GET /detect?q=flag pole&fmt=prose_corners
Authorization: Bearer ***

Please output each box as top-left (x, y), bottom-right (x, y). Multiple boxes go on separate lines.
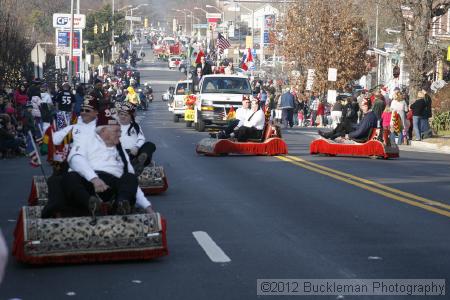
top-left (28, 131), bottom-right (47, 179)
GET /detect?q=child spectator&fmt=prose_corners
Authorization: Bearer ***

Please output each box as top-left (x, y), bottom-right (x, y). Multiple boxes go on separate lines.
top-left (381, 104), bottom-right (392, 144)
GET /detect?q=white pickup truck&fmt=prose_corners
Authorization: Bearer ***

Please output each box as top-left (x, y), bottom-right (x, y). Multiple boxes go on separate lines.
top-left (193, 74), bottom-right (252, 132)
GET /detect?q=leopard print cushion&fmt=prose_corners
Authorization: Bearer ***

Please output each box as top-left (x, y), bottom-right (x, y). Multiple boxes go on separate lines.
top-left (21, 206), bottom-right (164, 256)
top-left (34, 176), bottom-right (48, 206)
top-left (138, 166), bottom-right (165, 187)
top-left (196, 138), bottom-right (219, 154)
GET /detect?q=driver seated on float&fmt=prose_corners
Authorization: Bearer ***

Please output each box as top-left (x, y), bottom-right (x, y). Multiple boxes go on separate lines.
top-left (236, 97), bottom-right (266, 142)
top-left (318, 98), bottom-right (377, 142)
top-left (210, 96), bottom-right (252, 139)
top-left (53, 110), bottom-right (154, 217)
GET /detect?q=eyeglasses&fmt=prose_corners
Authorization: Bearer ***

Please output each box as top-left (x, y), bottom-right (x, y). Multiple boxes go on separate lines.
top-left (80, 109), bottom-right (94, 113)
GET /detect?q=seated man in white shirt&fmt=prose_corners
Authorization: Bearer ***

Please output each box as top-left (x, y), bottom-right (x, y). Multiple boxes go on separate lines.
top-left (61, 109), bottom-right (154, 216)
top-left (42, 95), bottom-right (99, 218)
top-left (236, 97), bottom-right (266, 142)
top-left (211, 96), bottom-right (252, 139)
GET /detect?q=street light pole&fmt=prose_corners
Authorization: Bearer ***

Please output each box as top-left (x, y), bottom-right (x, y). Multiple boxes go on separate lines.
top-left (129, 4), bottom-right (149, 51)
top-left (238, 4), bottom-right (254, 49)
top-left (184, 9), bottom-right (196, 35)
top-left (175, 9), bottom-right (187, 35)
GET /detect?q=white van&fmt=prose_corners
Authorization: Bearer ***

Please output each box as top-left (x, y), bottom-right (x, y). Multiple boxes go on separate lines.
top-left (193, 74), bottom-right (252, 132)
top-left (172, 80), bottom-right (192, 122)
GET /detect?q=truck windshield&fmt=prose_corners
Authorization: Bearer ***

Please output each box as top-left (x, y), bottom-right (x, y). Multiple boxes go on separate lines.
top-left (201, 77), bottom-right (251, 94)
top-left (176, 83), bottom-right (191, 95)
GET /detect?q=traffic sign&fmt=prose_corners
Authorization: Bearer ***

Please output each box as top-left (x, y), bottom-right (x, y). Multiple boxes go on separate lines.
top-left (206, 13), bottom-right (221, 19)
top-left (125, 16), bottom-right (142, 22)
top-left (193, 24), bottom-right (209, 29)
top-left (328, 68), bottom-right (337, 81)
top-left (53, 13), bottom-right (86, 29)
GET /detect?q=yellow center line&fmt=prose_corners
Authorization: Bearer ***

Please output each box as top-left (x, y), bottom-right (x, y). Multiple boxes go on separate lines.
top-left (284, 155), bottom-right (450, 211)
top-left (276, 156), bottom-right (450, 218)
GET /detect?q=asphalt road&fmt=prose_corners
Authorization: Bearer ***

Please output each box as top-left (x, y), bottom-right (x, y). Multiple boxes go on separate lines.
top-left (0, 45), bottom-right (449, 300)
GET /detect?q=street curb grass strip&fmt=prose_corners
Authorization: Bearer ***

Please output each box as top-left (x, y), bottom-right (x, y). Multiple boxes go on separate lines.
top-left (276, 155), bottom-right (450, 218)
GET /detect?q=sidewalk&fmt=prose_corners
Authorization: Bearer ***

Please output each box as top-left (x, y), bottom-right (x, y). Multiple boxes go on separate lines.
top-left (400, 136), bottom-right (450, 155)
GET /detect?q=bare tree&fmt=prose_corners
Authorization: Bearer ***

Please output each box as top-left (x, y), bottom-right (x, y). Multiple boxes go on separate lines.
top-left (0, 0), bottom-right (33, 87)
top-left (280, 0), bottom-right (370, 93)
top-left (389, 0), bottom-right (450, 101)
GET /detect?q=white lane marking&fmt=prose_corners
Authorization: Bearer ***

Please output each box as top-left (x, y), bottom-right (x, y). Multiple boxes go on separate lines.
top-left (149, 80), bottom-right (179, 85)
top-left (138, 67), bottom-right (177, 72)
top-left (368, 256), bottom-right (382, 260)
top-left (192, 231), bottom-right (231, 263)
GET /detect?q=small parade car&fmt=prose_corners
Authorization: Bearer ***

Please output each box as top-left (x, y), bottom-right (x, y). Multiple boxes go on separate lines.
top-left (14, 169), bottom-right (169, 265)
top-left (13, 205), bottom-right (168, 265)
top-left (196, 123), bottom-right (288, 156)
top-left (309, 128), bottom-right (400, 159)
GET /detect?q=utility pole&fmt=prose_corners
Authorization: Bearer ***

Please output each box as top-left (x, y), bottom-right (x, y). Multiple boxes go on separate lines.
top-left (375, 2), bottom-right (379, 48)
top-left (68, 0), bottom-right (75, 85)
top-left (111, 0), bottom-right (115, 62)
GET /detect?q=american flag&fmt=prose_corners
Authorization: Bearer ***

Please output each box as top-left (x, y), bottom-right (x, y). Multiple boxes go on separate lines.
top-left (56, 111), bottom-right (68, 130)
top-left (217, 33), bottom-right (231, 54)
top-left (26, 131), bottom-right (42, 167)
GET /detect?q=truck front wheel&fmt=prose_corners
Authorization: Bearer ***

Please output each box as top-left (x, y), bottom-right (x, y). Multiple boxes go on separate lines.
top-left (197, 118), bottom-right (206, 132)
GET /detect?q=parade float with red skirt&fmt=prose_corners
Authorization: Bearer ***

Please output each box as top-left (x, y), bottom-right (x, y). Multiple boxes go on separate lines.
top-left (310, 128), bottom-right (399, 159)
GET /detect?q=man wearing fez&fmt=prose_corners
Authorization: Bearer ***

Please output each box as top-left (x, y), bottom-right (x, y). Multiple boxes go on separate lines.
top-left (52, 94), bottom-right (98, 146)
top-left (61, 108), bottom-right (154, 215)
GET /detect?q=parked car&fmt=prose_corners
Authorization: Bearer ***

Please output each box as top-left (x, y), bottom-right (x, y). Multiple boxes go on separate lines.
top-left (178, 60), bottom-right (188, 74)
top-left (168, 56), bottom-right (183, 69)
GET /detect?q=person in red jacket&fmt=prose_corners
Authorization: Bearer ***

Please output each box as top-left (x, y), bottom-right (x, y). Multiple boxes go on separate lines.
top-left (317, 101), bottom-right (325, 127)
top-left (14, 85), bottom-right (28, 119)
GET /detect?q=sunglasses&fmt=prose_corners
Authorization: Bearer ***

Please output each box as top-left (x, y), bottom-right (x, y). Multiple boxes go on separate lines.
top-left (80, 108), bottom-right (94, 113)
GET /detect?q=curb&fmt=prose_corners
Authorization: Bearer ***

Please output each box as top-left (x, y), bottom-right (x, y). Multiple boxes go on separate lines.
top-left (399, 141), bottom-right (450, 155)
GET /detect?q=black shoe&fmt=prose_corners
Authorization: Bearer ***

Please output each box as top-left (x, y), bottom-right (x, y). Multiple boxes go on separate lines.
top-left (209, 132), bottom-right (218, 138)
top-left (134, 153), bottom-right (147, 175)
top-left (318, 130), bottom-right (326, 137)
top-left (218, 131), bottom-right (227, 139)
top-left (116, 200), bottom-right (131, 215)
top-left (89, 196), bottom-right (103, 213)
